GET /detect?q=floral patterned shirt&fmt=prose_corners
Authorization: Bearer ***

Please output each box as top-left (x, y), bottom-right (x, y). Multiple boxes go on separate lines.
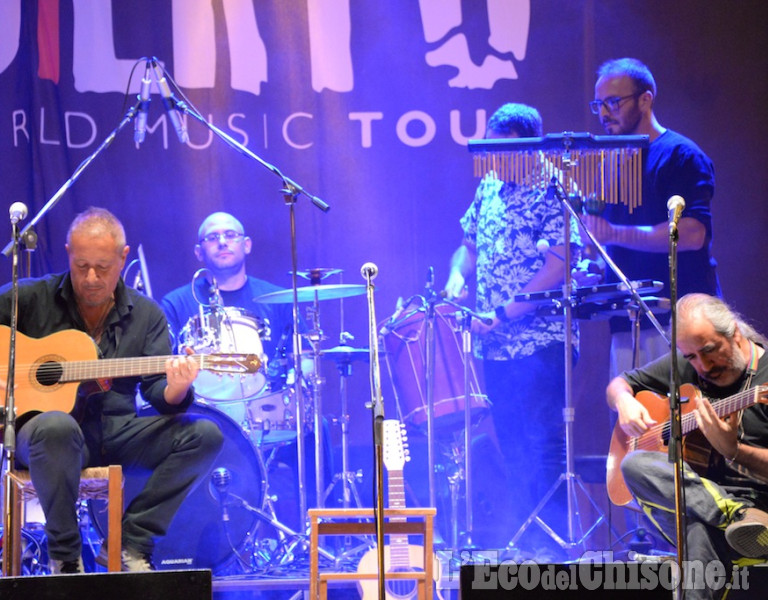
top-left (461, 173), bottom-right (581, 360)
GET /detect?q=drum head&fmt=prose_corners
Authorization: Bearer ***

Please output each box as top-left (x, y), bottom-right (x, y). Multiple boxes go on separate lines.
top-left (91, 404), bottom-right (266, 572)
top-left (180, 308), bottom-right (268, 401)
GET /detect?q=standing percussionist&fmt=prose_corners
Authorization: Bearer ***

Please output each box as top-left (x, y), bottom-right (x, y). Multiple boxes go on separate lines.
top-left (444, 102), bottom-right (583, 552)
top-left (584, 58), bottom-right (721, 375)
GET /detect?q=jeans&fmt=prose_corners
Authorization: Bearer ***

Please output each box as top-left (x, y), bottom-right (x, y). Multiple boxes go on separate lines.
top-left (483, 344), bottom-right (568, 539)
top-left (16, 409), bottom-right (223, 562)
top-left (622, 451), bottom-right (768, 600)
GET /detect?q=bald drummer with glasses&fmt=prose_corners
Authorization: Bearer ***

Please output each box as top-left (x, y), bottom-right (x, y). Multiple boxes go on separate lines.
top-left (161, 212), bottom-right (295, 391)
top-left (579, 57), bottom-right (721, 376)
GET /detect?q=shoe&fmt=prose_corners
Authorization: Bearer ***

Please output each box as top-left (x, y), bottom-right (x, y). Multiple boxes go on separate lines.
top-left (96, 543), bottom-right (156, 572)
top-left (50, 556), bottom-right (84, 574)
top-left (725, 507), bottom-right (768, 558)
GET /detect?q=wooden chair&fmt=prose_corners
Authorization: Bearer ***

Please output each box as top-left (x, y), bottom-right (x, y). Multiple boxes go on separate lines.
top-left (3, 465), bottom-right (123, 575)
top-left (309, 507), bottom-right (436, 600)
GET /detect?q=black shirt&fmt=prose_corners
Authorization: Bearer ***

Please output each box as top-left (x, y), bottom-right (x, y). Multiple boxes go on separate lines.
top-left (0, 272), bottom-right (192, 434)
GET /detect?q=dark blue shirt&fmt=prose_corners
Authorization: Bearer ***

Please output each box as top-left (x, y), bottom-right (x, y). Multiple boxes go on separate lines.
top-left (603, 129), bottom-right (721, 332)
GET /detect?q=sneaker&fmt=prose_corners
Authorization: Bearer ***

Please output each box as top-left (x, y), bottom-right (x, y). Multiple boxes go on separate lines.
top-left (50, 556), bottom-right (84, 574)
top-left (96, 543), bottom-right (155, 572)
top-left (725, 507), bottom-right (768, 558)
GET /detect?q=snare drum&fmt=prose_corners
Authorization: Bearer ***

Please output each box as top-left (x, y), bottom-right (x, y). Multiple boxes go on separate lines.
top-left (206, 384), bottom-right (309, 447)
top-left (381, 302), bottom-right (489, 430)
top-left (180, 307), bottom-right (268, 401)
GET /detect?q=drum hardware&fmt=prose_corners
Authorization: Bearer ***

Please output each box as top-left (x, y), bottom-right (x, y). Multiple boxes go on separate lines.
top-left (534, 295), bottom-right (671, 320)
top-left (301, 301), bottom-right (328, 511)
top-left (291, 268), bottom-right (343, 285)
top-left (380, 286), bottom-right (490, 550)
top-left (321, 345), bottom-right (369, 511)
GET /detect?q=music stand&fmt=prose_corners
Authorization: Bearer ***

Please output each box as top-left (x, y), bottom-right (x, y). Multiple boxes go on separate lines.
top-left (468, 133), bottom-right (657, 553)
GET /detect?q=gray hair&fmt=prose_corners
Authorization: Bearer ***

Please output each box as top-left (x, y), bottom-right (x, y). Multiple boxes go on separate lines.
top-left (677, 293), bottom-right (767, 346)
top-left (67, 206), bottom-right (126, 251)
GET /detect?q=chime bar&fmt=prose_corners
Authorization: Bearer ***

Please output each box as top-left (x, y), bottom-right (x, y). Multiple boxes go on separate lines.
top-left (469, 133), bottom-right (649, 212)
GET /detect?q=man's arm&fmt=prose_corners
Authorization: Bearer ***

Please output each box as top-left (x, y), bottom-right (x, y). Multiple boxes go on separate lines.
top-left (582, 215), bottom-right (706, 253)
top-left (444, 240), bottom-right (476, 300)
top-left (606, 375), bottom-right (658, 437)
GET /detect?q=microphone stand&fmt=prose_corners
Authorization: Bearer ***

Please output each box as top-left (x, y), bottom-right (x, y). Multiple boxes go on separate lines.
top-left (362, 264), bottom-right (386, 600)
top-left (2, 216), bottom-right (25, 576)
top-left (667, 219), bottom-right (686, 594)
top-left (173, 95), bottom-right (329, 532)
top-left (1, 99), bottom-right (143, 257)
top-left (436, 296), bottom-right (491, 548)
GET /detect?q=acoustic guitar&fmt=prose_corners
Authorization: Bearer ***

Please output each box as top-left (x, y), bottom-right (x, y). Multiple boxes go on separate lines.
top-left (0, 325), bottom-right (261, 423)
top-left (357, 419), bottom-right (434, 600)
top-left (607, 382), bottom-right (768, 506)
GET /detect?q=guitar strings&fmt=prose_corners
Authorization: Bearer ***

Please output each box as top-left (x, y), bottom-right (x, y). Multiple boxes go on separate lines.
top-left (624, 387), bottom-right (764, 451)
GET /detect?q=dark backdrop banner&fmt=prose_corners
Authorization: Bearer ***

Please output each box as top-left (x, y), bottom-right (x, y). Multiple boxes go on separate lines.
top-left (1, 0), bottom-right (767, 459)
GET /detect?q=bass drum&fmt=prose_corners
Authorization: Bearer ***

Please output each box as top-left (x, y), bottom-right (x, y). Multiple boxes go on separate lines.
top-left (91, 404), bottom-right (266, 572)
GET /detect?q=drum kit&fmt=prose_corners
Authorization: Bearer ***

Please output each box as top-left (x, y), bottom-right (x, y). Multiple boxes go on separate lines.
top-left (87, 271), bottom-right (379, 575)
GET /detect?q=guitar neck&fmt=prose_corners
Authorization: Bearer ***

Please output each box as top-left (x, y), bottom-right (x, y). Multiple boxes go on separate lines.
top-left (387, 469), bottom-right (410, 565)
top-left (59, 354), bottom-right (205, 383)
top-left (683, 385), bottom-right (768, 435)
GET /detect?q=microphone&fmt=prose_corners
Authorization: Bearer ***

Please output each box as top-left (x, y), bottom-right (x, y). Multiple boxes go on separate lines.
top-left (361, 262), bottom-right (378, 280)
top-left (667, 195), bottom-right (685, 234)
top-left (209, 275), bottom-right (222, 307)
top-left (211, 467), bottom-right (232, 522)
top-left (151, 60), bottom-right (188, 144)
top-left (9, 202), bottom-right (28, 225)
top-left (134, 60), bottom-right (152, 146)
top-left (536, 239), bottom-right (550, 255)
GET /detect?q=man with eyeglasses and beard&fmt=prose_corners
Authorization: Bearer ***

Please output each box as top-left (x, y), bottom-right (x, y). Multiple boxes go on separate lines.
top-left (580, 58), bottom-right (721, 376)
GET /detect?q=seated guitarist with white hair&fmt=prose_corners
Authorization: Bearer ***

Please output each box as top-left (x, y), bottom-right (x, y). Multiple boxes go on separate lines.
top-left (607, 293), bottom-right (768, 598)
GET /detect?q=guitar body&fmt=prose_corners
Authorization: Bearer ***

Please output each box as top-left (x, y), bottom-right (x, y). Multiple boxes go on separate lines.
top-left (2, 327), bottom-right (98, 418)
top-left (356, 544), bottom-right (426, 600)
top-left (608, 383), bottom-right (727, 506)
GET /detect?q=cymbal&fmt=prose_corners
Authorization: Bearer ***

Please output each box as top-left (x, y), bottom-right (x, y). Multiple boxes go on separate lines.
top-left (254, 283), bottom-right (366, 304)
top-left (320, 345), bottom-right (370, 363)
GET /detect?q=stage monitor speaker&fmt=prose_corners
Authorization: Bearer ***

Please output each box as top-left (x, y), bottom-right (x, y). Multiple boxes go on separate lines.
top-left (0, 569), bottom-right (211, 600)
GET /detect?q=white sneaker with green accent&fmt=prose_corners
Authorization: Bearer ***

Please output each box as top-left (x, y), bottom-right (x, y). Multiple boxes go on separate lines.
top-left (95, 544), bottom-right (155, 572)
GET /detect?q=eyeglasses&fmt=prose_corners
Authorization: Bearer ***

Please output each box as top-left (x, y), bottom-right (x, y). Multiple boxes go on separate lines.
top-left (199, 230), bottom-right (245, 244)
top-left (589, 93), bottom-right (641, 115)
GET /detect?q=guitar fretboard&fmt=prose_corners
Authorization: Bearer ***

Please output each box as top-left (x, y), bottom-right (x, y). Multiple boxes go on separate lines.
top-left (680, 385), bottom-right (768, 436)
top-left (52, 354), bottom-right (207, 382)
top-left (388, 468), bottom-right (410, 569)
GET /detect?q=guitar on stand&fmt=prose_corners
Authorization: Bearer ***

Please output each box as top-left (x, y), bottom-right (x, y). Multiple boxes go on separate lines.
top-left (357, 419), bottom-right (435, 600)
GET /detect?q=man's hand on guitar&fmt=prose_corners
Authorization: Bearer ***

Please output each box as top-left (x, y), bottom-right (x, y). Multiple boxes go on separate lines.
top-left (693, 395), bottom-right (739, 460)
top-left (163, 354), bottom-right (200, 405)
top-left (616, 394), bottom-right (658, 437)
top-left (608, 377), bottom-right (657, 437)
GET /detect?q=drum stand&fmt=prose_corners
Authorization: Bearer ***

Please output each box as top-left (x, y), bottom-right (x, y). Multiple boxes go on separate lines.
top-left (322, 351), bottom-right (365, 510)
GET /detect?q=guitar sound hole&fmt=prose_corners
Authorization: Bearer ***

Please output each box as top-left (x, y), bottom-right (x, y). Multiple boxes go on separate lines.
top-left (386, 567), bottom-right (418, 599)
top-left (36, 361), bottom-right (63, 386)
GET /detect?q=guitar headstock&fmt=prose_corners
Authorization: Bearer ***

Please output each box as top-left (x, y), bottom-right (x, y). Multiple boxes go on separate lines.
top-left (383, 419), bottom-right (409, 471)
top-left (200, 353), bottom-right (262, 374)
